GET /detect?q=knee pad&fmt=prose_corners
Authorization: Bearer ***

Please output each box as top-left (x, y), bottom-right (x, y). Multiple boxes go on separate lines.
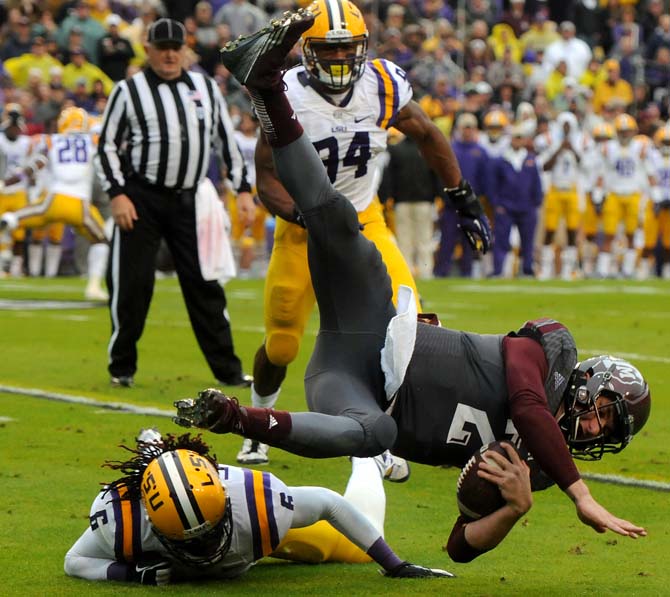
top-left (265, 331), bottom-right (300, 367)
top-left (354, 413), bottom-right (397, 457)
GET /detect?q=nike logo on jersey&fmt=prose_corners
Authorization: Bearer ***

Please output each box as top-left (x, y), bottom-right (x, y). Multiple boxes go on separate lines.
top-left (554, 371), bottom-right (566, 390)
top-left (268, 414), bottom-right (278, 429)
top-left (354, 114), bottom-right (373, 123)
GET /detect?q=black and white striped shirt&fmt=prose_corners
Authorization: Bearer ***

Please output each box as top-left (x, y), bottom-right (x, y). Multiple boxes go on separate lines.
top-left (97, 67), bottom-right (250, 197)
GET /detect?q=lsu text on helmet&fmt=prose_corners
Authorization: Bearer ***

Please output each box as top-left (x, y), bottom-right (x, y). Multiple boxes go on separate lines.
top-left (57, 106), bottom-right (90, 134)
top-left (301, 0), bottom-right (368, 91)
top-left (141, 449), bottom-right (233, 567)
top-left (559, 356), bottom-right (650, 461)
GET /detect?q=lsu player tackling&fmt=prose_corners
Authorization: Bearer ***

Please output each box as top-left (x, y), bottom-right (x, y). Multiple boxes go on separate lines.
top-left (241, 0), bottom-right (490, 465)
top-left (0, 106), bottom-right (109, 299)
top-left (64, 431), bottom-right (451, 584)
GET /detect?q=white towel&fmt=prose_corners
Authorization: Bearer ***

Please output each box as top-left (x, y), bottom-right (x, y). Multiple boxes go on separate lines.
top-left (380, 285), bottom-right (418, 400)
top-left (195, 177), bottom-right (236, 283)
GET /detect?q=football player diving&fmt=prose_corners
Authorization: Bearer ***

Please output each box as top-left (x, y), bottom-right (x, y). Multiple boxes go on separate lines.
top-left (174, 9), bottom-right (650, 565)
top-left (236, 0), bottom-right (491, 466)
top-left (64, 431), bottom-right (453, 584)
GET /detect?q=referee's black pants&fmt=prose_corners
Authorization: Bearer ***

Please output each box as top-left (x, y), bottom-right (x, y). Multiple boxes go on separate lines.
top-left (106, 178), bottom-right (243, 381)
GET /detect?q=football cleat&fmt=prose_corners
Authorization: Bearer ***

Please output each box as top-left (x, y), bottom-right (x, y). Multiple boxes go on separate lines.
top-left (382, 562), bottom-right (455, 578)
top-left (220, 8), bottom-right (315, 89)
top-left (84, 281), bottom-right (109, 302)
top-left (110, 375), bottom-right (134, 388)
top-left (237, 438), bottom-right (270, 464)
top-left (374, 450), bottom-right (411, 483)
top-left (216, 373), bottom-right (254, 388)
top-left (174, 388), bottom-right (244, 433)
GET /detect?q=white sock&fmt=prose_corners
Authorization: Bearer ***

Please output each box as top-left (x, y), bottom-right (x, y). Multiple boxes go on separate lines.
top-left (539, 245), bottom-right (554, 279)
top-left (471, 259), bottom-right (482, 279)
top-left (44, 244), bottom-right (62, 278)
top-left (662, 262), bottom-right (670, 280)
top-left (250, 385), bottom-right (280, 409)
top-left (560, 246), bottom-right (578, 281)
top-left (9, 254), bottom-right (23, 277)
top-left (596, 252), bottom-right (612, 278)
top-left (345, 457), bottom-right (386, 537)
top-left (28, 244), bottom-right (44, 277)
top-left (622, 248), bottom-right (637, 278)
top-left (87, 243), bottom-right (109, 279)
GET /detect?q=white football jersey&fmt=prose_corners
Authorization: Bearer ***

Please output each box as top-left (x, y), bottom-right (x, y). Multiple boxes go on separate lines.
top-left (79, 465), bottom-right (294, 579)
top-left (649, 149), bottom-right (670, 202)
top-left (39, 133), bottom-right (97, 200)
top-left (284, 60), bottom-right (413, 212)
top-left (234, 131), bottom-right (258, 189)
top-left (0, 132), bottom-right (32, 192)
top-left (600, 139), bottom-right (652, 195)
top-left (538, 133), bottom-right (592, 190)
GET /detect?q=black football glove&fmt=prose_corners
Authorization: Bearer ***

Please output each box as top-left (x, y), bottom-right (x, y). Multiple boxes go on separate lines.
top-left (130, 557), bottom-right (172, 585)
top-left (445, 180), bottom-right (492, 254)
top-left (382, 561), bottom-right (455, 579)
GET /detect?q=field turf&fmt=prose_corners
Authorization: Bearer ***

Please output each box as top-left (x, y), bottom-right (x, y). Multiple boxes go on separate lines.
top-left (1, 276), bottom-right (668, 596)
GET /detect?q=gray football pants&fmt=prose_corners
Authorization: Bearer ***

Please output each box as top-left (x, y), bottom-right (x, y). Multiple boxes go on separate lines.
top-left (270, 135), bottom-right (398, 458)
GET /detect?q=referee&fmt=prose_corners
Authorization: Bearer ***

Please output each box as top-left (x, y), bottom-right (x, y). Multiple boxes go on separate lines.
top-left (97, 17), bottom-right (254, 388)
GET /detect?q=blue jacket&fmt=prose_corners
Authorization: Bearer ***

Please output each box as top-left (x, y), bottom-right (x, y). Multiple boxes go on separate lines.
top-left (487, 150), bottom-right (543, 211)
top-left (451, 139), bottom-right (489, 197)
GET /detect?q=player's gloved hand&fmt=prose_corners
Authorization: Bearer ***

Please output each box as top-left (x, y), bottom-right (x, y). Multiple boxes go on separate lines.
top-left (130, 556), bottom-right (172, 585)
top-left (174, 388), bottom-right (243, 433)
top-left (445, 179), bottom-right (492, 254)
top-left (291, 206), bottom-right (307, 228)
top-left (382, 561), bottom-right (455, 579)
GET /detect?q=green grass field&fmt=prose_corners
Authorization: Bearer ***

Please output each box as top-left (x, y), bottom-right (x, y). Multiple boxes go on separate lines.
top-left (1, 276), bottom-right (669, 596)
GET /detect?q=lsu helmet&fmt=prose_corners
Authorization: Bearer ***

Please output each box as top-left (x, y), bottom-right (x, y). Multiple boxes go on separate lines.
top-left (614, 113), bottom-right (637, 145)
top-left (558, 356), bottom-right (650, 461)
top-left (592, 122), bottom-right (614, 143)
top-left (301, 0), bottom-right (368, 91)
top-left (141, 449), bottom-right (233, 567)
top-left (483, 109), bottom-right (509, 140)
top-left (57, 106), bottom-right (90, 134)
top-left (653, 125), bottom-right (670, 156)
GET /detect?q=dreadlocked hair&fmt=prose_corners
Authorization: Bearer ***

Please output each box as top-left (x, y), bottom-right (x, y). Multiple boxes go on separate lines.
top-left (102, 432), bottom-right (218, 502)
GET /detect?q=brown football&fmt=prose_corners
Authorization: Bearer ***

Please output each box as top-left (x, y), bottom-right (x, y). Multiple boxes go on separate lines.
top-left (456, 441), bottom-right (519, 520)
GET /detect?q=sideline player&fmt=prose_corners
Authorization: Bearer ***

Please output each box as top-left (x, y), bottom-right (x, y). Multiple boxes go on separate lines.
top-left (0, 107), bottom-right (109, 299)
top-left (174, 9), bottom-right (649, 562)
top-left (64, 430), bottom-right (452, 584)
top-left (239, 0), bottom-right (491, 465)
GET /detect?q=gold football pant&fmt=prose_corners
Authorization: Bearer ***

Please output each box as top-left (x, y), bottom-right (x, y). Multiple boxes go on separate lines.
top-left (543, 186), bottom-right (580, 232)
top-left (263, 198), bottom-right (419, 367)
top-left (602, 192), bottom-right (641, 236)
top-left (8, 192), bottom-right (106, 242)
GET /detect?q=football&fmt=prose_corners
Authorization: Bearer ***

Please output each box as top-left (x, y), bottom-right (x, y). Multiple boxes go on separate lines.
top-left (456, 441), bottom-right (519, 520)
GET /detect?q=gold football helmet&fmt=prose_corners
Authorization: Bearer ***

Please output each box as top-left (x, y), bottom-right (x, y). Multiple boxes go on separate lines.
top-left (301, 0), bottom-right (368, 91)
top-left (141, 450), bottom-right (233, 566)
top-left (614, 113), bottom-right (637, 145)
top-left (57, 106), bottom-right (90, 134)
top-left (592, 122), bottom-right (614, 143)
top-left (654, 124), bottom-right (670, 156)
top-left (483, 109), bottom-right (509, 140)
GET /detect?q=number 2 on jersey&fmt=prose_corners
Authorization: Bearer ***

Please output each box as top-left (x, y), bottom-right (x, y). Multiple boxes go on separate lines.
top-left (56, 136), bottom-right (89, 164)
top-left (313, 132), bottom-right (371, 183)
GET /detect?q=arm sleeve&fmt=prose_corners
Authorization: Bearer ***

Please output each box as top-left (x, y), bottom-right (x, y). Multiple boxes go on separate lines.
top-left (289, 486), bottom-right (381, 552)
top-left (211, 79), bottom-right (251, 194)
top-left (446, 515), bottom-right (488, 563)
top-left (95, 83), bottom-right (128, 198)
top-left (503, 336), bottom-right (581, 490)
top-left (64, 528), bottom-right (119, 581)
